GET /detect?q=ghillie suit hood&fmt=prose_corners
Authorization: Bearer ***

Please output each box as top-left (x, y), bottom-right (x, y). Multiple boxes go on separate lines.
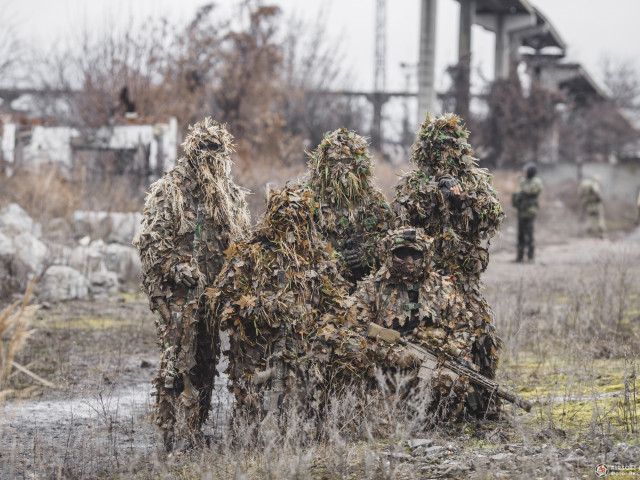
top-left (303, 127), bottom-right (393, 282)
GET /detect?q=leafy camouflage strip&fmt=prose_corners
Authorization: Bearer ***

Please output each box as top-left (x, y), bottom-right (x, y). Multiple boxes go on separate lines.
top-left (133, 117), bottom-right (250, 448)
top-left (302, 127), bottom-right (393, 283)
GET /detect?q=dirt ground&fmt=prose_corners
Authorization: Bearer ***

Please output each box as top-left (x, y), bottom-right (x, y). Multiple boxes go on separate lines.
top-left (1, 218), bottom-right (639, 479)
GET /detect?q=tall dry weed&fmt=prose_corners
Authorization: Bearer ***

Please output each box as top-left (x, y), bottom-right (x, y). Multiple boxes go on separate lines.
top-left (0, 281), bottom-right (40, 400)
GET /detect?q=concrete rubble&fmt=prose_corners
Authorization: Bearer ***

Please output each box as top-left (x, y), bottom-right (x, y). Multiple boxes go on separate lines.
top-left (0, 202), bottom-right (142, 302)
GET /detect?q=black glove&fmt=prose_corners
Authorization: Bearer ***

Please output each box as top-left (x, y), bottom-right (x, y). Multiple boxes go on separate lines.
top-left (343, 238), bottom-right (362, 269)
top-left (438, 176), bottom-right (460, 200)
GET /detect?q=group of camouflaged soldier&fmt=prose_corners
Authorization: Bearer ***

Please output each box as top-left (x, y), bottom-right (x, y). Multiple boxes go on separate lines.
top-left (134, 114), bottom-right (507, 451)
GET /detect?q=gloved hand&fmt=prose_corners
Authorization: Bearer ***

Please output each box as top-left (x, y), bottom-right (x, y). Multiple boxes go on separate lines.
top-left (438, 176), bottom-right (462, 199)
top-left (343, 238), bottom-right (362, 270)
top-left (172, 262), bottom-right (198, 288)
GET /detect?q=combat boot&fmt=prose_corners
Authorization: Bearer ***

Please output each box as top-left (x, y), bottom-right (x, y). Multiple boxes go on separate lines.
top-left (527, 246), bottom-right (535, 262)
top-left (515, 246), bottom-right (524, 263)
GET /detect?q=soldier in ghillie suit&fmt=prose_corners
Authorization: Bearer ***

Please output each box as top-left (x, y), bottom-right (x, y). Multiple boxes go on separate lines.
top-left (350, 227), bottom-right (499, 420)
top-left (512, 162), bottom-right (543, 261)
top-left (302, 128), bottom-right (393, 284)
top-left (208, 186), bottom-right (358, 420)
top-left (391, 113), bottom-right (503, 380)
top-left (133, 118), bottom-right (250, 450)
top-left (578, 175), bottom-right (606, 238)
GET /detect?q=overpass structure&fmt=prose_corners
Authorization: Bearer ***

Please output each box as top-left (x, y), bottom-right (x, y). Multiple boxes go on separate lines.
top-left (418, 0), bottom-right (566, 122)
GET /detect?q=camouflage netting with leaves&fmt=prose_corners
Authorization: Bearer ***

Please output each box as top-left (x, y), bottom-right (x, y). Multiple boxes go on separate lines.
top-left (208, 187), bottom-right (350, 411)
top-left (303, 127), bottom-right (393, 284)
top-left (393, 113), bottom-right (504, 279)
top-left (392, 113), bottom-right (503, 380)
top-left (208, 187), bottom-right (415, 416)
top-left (133, 117), bottom-right (250, 447)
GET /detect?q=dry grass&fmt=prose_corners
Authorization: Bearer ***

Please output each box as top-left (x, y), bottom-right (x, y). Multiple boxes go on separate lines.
top-left (0, 281), bottom-right (39, 401)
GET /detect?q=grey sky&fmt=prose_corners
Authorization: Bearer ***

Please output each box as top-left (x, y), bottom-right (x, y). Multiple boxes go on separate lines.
top-left (7, 0), bottom-right (640, 94)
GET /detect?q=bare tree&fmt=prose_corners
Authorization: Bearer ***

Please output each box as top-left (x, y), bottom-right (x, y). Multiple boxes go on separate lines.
top-left (0, 2), bottom-right (24, 87)
top-left (601, 58), bottom-right (640, 112)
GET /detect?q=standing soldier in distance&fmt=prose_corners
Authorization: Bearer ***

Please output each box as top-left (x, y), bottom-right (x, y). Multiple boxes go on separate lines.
top-left (512, 163), bottom-right (543, 262)
top-left (578, 175), bottom-right (606, 238)
top-left (133, 118), bottom-right (250, 450)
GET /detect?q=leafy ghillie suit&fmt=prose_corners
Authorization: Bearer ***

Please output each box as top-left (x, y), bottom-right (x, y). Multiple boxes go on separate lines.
top-left (208, 187), bottom-right (355, 419)
top-left (133, 117), bottom-right (250, 449)
top-left (392, 114), bottom-right (503, 381)
top-left (351, 228), bottom-right (486, 420)
top-left (303, 128), bottom-right (393, 284)
top-left (209, 186), bottom-right (410, 428)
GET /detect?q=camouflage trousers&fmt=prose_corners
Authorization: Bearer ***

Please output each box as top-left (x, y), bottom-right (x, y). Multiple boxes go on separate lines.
top-left (585, 206), bottom-right (605, 238)
top-left (153, 298), bottom-right (216, 450)
top-left (517, 216), bottom-right (535, 261)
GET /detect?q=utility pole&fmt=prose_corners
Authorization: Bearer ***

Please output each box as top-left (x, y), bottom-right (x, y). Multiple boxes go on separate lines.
top-left (371, 0), bottom-right (388, 151)
top-left (456, 0), bottom-right (474, 121)
top-left (418, 0), bottom-right (438, 124)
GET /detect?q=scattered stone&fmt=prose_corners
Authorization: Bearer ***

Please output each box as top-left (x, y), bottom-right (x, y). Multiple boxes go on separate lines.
top-left (562, 453), bottom-right (585, 466)
top-left (0, 231), bottom-right (13, 256)
top-left (140, 360), bottom-right (151, 369)
top-left (88, 270), bottom-right (119, 299)
top-left (408, 438), bottom-right (433, 449)
top-left (38, 265), bottom-right (89, 302)
top-left (381, 452), bottom-right (412, 461)
top-left (13, 232), bottom-right (48, 272)
top-left (490, 452), bottom-right (511, 461)
top-left (103, 243), bottom-right (141, 282)
top-left (45, 217), bottom-right (72, 244)
top-left (0, 203), bottom-right (37, 235)
top-left (72, 210), bottom-right (143, 245)
top-left (425, 445), bottom-right (444, 456)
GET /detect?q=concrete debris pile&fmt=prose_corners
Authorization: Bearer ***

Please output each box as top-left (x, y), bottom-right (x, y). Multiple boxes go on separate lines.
top-left (0, 202), bottom-right (142, 303)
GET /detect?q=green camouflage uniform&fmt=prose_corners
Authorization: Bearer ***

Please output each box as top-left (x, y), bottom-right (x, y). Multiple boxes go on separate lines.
top-left (578, 177), bottom-right (605, 238)
top-left (391, 114), bottom-right (503, 380)
top-left (302, 128), bottom-right (393, 285)
top-left (513, 175), bottom-right (543, 260)
top-left (133, 118), bottom-right (250, 449)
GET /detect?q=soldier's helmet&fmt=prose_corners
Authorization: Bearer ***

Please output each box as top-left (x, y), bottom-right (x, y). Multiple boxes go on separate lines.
top-left (412, 113), bottom-right (477, 174)
top-left (378, 227), bottom-right (434, 280)
top-left (306, 127), bottom-right (374, 206)
top-left (182, 117), bottom-right (234, 170)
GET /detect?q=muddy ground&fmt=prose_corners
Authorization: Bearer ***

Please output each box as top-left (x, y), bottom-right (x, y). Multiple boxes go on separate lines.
top-left (1, 223), bottom-right (640, 479)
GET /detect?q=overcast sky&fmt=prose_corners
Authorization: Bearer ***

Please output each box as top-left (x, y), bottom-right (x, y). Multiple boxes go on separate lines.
top-left (6, 0), bottom-right (640, 96)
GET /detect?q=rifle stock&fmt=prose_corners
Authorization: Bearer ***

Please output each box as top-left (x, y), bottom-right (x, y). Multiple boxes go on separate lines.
top-left (368, 323), bottom-right (533, 412)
